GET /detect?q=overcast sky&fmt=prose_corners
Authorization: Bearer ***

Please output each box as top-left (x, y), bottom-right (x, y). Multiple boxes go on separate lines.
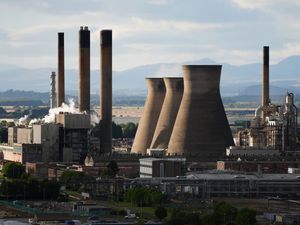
top-left (1, 0), bottom-right (300, 71)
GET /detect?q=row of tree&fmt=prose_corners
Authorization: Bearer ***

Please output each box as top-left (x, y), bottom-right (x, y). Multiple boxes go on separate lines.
top-left (167, 202), bottom-right (256, 225)
top-left (124, 187), bottom-right (165, 207)
top-left (92, 122), bottom-right (138, 139)
top-left (0, 162), bottom-right (61, 200)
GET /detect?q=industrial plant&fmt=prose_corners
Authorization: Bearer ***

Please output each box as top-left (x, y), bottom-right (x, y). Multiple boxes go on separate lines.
top-left (0, 24), bottom-right (298, 179)
top-left (0, 26), bottom-right (113, 164)
top-left (228, 46), bottom-right (299, 157)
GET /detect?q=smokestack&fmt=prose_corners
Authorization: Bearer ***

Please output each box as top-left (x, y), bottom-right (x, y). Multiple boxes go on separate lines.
top-left (131, 78), bottom-right (166, 154)
top-left (150, 77), bottom-right (183, 150)
top-left (262, 46), bottom-right (269, 107)
top-left (50, 72), bottom-right (57, 109)
top-left (57, 32), bottom-right (65, 107)
top-left (168, 65), bottom-right (234, 160)
top-left (78, 26), bottom-right (90, 112)
top-left (100, 30), bottom-right (112, 154)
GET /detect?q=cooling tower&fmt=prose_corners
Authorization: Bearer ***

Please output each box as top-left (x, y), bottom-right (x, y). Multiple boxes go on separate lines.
top-left (78, 26), bottom-right (90, 112)
top-left (168, 65), bottom-right (234, 160)
top-left (57, 32), bottom-right (65, 107)
top-left (150, 77), bottom-right (183, 149)
top-left (131, 78), bottom-right (166, 154)
top-left (100, 30), bottom-right (112, 154)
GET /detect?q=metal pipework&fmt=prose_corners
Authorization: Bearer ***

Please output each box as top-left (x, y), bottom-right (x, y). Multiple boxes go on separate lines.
top-left (100, 30), bottom-right (112, 154)
top-left (57, 32), bottom-right (65, 107)
top-left (131, 78), bottom-right (166, 154)
top-left (78, 26), bottom-right (90, 112)
top-left (168, 65), bottom-right (234, 160)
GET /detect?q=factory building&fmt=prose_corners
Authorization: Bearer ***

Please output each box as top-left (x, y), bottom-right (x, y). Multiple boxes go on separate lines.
top-left (55, 112), bottom-right (90, 162)
top-left (234, 46), bottom-right (298, 154)
top-left (139, 157), bottom-right (186, 178)
top-left (1, 113), bottom-right (90, 164)
top-left (0, 144), bottom-right (42, 164)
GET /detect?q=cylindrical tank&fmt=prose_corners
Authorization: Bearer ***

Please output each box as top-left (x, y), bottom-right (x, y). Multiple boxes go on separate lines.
top-left (78, 26), bottom-right (90, 112)
top-left (150, 77), bottom-right (183, 149)
top-left (100, 30), bottom-right (112, 155)
top-left (57, 32), bottom-right (65, 107)
top-left (131, 78), bottom-right (166, 154)
top-left (168, 65), bottom-right (234, 160)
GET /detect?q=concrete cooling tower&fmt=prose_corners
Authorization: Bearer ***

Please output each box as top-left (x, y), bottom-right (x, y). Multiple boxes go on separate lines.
top-left (150, 77), bottom-right (183, 150)
top-left (168, 65), bottom-right (234, 160)
top-left (131, 78), bottom-right (166, 154)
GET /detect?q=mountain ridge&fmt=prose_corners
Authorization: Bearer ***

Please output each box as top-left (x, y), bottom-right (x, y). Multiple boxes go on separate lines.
top-left (0, 55), bottom-right (299, 96)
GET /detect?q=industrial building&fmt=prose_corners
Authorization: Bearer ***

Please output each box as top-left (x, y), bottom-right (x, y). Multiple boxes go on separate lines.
top-left (139, 157), bottom-right (186, 178)
top-left (234, 46), bottom-right (298, 155)
top-left (217, 159), bottom-right (300, 173)
top-left (1, 112), bottom-right (90, 163)
top-left (0, 26), bottom-right (116, 164)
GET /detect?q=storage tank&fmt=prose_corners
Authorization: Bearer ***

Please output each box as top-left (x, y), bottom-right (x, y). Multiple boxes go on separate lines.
top-left (131, 78), bottom-right (166, 154)
top-left (150, 77), bottom-right (183, 149)
top-left (168, 65), bottom-right (234, 160)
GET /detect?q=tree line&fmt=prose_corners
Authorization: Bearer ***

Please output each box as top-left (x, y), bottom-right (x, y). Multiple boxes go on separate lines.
top-left (92, 122), bottom-right (138, 139)
top-left (0, 162), bottom-right (60, 200)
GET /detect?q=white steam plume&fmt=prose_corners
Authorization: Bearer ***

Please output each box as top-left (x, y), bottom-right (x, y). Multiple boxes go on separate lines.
top-left (43, 98), bottom-right (80, 123)
top-left (90, 112), bottom-right (100, 125)
top-left (18, 115), bottom-right (29, 125)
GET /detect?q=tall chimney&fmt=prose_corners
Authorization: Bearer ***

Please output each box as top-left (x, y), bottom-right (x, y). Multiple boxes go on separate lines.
top-left (50, 72), bottom-right (57, 109)
top-left (168, 65), bottom-right (234, 160)
top-left (100, 30), bottom-right (112, 154)
top-left (131, 78), bottom-right (166, 154)
top-left (262, 46), bottom-right (269, 107)
top-left (78, 26), bottom-right (90, 112)
top-left (150, 77), bottom-right (183, 150)
top-left (57, 32), bottom-right (65, 107)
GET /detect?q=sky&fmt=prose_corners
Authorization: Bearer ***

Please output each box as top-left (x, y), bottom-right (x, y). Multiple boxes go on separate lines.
top-left (0, 0), bottom-right (300, 71)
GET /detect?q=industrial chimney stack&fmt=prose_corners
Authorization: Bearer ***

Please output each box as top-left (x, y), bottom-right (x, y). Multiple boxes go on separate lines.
top-left (100, 30), bottom-right (112, 154)
top-left (262, 46), bottom-right (269, 108)
top-left (50, 72), bottom-right (57, 109)
top-left (57, 32), bottom-right (65, 107)
top-left (78, 26), bottom-right (90, 112)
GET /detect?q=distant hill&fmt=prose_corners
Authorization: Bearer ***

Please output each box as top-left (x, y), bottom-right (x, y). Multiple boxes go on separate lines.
top-left (0, 55), bottom-right (300, 96)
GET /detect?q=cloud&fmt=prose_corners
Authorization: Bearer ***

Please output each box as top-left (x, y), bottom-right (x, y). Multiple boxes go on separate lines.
top-left (231, 0), bottom-right (300, 10)
top-left (147, 0), bottom-right (171, 5)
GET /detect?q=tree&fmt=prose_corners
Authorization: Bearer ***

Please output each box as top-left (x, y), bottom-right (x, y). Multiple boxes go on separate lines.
top-left (236, 208), bottom-right (256, 225)
top-left (122, 122), bottom-right (138, 138)
top-left (155, 206), bottom-right (168, 220)
top-left (103, 160), bottom-right (119, 177)
top-left (214, 202), bottom-right (238, 225)
top-left (124, 187), bottom-right (165, 207)
top-left (167, 209), bottom-right (201, 225)
top-left (2, 162), bottom-right (25, 179)
top-left (112, 122), bottom-right (123, 138)
top-left (60, 170), bottom-right (92, 191)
